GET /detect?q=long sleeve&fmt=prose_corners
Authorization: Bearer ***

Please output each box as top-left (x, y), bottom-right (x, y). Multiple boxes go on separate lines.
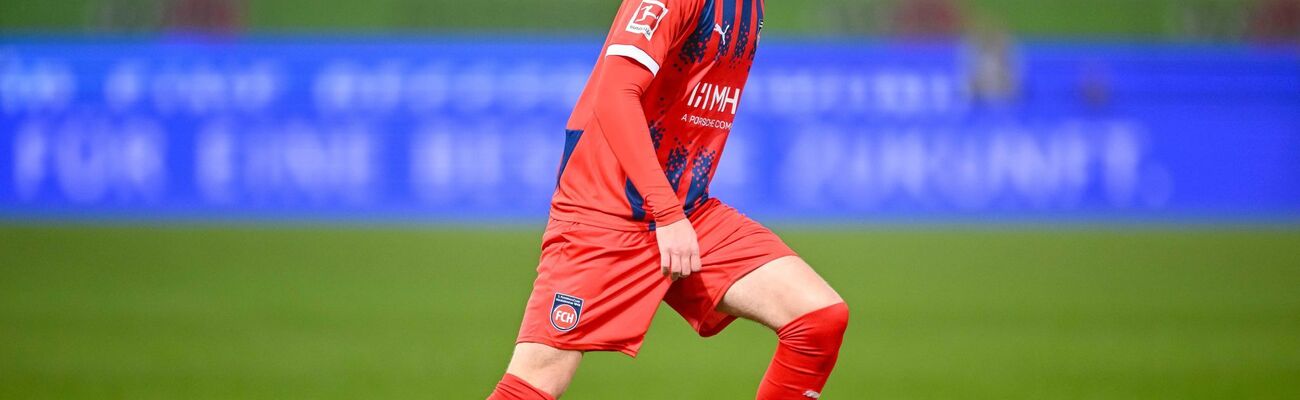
top-left (591, 56), bottom-right (687, 226)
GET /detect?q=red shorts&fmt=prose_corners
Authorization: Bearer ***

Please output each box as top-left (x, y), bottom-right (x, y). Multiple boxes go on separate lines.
top-left (516, 199), bottom-right (797, 357)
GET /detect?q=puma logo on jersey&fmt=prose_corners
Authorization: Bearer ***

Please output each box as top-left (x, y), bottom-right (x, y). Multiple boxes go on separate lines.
top-left (714, 23), bottom-right (728, 46)
top-left (626, 0), bottom-right (668, 40)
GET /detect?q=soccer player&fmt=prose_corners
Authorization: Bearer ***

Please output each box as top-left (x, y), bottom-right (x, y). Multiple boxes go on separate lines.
top-left (488, 0), bottom-right (848, 398)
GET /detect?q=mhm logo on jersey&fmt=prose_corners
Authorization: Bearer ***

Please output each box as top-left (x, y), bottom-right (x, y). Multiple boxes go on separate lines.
top-left (626, 0), bottom-right (668, 40)
top-left (550, 293), bottom-right (585, 332)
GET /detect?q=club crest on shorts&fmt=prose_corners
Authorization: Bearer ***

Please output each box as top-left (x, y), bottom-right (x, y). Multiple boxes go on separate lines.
top-left (550, 293), bottom-right (584, 332)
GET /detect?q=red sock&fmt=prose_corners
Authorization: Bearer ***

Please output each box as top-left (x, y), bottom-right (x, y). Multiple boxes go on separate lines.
top-left (756, 302), bottom-right (850, 399)
top-left (488, 373), bottom-right (556, 400)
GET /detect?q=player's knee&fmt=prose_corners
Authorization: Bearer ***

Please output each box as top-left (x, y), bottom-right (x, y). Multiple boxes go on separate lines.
top-left (811, 302), bottom-right (849, 339)
top-left (826, 302), bottom-right (849, 335)
top-left (778, 302), bottom-right (849, 348)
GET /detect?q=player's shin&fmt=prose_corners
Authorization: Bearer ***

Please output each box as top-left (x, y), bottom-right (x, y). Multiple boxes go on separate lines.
top-left (488, 373), bottom-right (557, 400)
top-left (756, 303), bottom-right (850, 400)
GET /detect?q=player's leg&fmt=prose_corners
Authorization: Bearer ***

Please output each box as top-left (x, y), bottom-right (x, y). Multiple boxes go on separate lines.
top-left (718, 255), bottom-right (844, 329)
top-left (488, 343), bottom-right (582, 400)
top-left (661, 199), bottom-right (848, 398)
top-left (718, 256), bottom-right (848, 400)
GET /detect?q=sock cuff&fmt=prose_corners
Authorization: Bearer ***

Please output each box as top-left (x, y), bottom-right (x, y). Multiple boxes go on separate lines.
top-left (498, 373), bottom-right (557, 400)
top-left (777, 302), bottom-right (849, 338)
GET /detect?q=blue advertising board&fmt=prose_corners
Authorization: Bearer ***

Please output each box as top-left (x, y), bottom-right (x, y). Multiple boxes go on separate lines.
top-left (1, 38), bottom-right (1297, 222)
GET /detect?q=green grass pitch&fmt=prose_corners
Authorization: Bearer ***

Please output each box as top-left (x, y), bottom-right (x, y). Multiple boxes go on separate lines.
top-left (2, 225), bottom-right (1298, 399)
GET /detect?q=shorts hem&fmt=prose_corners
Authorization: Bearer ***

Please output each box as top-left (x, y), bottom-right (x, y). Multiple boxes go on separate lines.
top-left (516, 336), bottom-right (640, 358)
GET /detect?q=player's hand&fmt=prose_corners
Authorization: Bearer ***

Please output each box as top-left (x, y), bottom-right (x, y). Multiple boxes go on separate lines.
top-left (656, 218), bottom-right (702, 281)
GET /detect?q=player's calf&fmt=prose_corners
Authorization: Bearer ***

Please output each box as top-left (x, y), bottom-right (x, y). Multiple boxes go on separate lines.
top-left (756, 302), bottom-right (849, 399)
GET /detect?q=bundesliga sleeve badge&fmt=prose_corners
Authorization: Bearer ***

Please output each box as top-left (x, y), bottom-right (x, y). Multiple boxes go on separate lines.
top-left (625, 0), bottom-right (669, 40)
top-left (550, 293), bottom-right (585, 332)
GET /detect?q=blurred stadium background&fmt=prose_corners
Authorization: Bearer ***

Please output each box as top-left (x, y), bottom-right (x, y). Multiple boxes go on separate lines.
top-left (2, 0), bottom-right (1299, 399)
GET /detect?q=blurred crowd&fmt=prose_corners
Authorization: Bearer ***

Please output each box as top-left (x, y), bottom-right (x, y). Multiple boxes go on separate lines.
top-left (53, 0), bottom-right (1300, 42)
top-left (92, 0), bottom-right (243, 33)
top-left (824, 0), bottom-right (1299, 42)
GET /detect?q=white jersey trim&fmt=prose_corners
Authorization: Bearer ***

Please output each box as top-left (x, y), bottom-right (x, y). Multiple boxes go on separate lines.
top-left (606, 44), bottom-right (661, 76)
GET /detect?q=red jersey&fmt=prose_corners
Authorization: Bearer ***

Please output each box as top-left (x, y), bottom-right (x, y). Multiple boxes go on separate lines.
top-left (551, 0), bottom-right (766, 231)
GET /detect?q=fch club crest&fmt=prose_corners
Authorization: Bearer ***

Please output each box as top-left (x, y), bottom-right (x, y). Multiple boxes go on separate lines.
top-left (550, 293), bottom-right (584, 332)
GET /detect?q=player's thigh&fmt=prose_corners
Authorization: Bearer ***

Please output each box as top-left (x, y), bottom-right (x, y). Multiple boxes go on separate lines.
top-left (718, 255), bottom-right (843, 330)
top-left (505, 342), bottom-right (583, 397)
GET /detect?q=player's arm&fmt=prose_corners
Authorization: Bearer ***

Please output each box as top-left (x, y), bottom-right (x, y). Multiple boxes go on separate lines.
top-left (592, 58), bottom-right (685, 226)
top-left (593, 0), bottom-right (703, 280)
top-left (592, 56), bottom-right (701, 280)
